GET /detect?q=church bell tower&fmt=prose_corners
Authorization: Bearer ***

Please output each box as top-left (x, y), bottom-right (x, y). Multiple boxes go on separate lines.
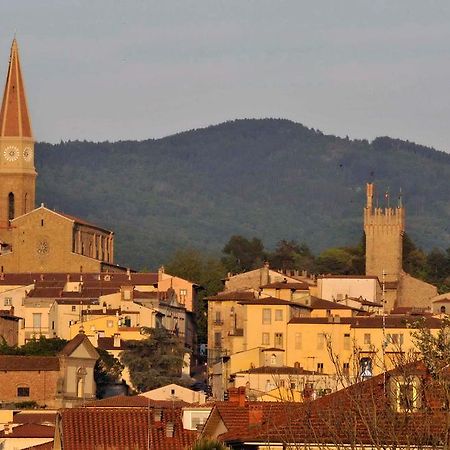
top-left (0, 39), bottom-right (36, 241)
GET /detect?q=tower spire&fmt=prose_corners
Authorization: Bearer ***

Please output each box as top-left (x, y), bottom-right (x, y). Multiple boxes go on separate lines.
top-left (0, 38), bottom-right (33, 138)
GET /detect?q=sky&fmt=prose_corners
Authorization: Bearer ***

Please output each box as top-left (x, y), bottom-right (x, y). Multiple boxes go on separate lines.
top-left (1, 1), bottom-right (450, 152)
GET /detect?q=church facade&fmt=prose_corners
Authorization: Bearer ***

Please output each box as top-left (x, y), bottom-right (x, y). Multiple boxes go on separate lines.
top-left (0, 39), bottom-right (118, 273)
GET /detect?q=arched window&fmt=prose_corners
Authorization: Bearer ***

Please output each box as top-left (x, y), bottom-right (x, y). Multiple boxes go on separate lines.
top-left (270, 354), bottom-right (277, 365)
top-left (441, 306), bottom-right (447, 314)
top-left (8, 193), bottom-right (14, 220)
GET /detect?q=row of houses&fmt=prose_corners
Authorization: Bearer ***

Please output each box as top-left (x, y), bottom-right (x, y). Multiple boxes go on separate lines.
top-left (207, 265), bottom-right (449, 400)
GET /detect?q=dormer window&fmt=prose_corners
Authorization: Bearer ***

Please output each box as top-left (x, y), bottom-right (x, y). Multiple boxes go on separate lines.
top-left (389, 376), bottom-right (422, 413)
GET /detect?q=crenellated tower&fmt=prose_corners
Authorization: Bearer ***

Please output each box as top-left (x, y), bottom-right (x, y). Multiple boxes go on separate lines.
top-left (0, 39), bottom-right (36, 242)
top-left (364, 183), bottom-right (405, 284)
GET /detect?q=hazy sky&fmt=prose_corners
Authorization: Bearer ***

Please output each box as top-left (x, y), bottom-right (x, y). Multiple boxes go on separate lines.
top-left (1, 1), bottom-right (450, 151)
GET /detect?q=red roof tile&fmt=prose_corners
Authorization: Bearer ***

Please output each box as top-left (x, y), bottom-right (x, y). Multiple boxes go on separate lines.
top-left (0, 423), bottom-right (54, 438)
top-left (0, 355), bottom-right (59, 371)
top-left (13, 412), bottom-right (57, 425)
top-left (59, 407), bottom-right (197, 450)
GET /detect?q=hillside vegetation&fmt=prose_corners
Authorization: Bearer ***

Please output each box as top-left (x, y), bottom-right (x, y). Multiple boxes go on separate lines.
top-left (35, 119), bottom-right (450, 269)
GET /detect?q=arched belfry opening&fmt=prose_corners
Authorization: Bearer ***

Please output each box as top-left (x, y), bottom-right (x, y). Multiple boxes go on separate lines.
top-left (8, 193), bottom-right (14, 221)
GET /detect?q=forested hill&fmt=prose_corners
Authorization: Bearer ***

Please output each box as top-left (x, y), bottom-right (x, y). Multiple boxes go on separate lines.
top-left (35, 119), bottom-right (450, 269)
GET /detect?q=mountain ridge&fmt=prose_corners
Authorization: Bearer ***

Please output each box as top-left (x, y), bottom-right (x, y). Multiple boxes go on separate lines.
top-left (35, 118), bottom-right (450, 269)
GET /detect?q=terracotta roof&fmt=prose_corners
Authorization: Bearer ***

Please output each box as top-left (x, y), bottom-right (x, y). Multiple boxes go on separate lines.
top-left (56, 211), bottom-right (112, 233)
top-left (238, 296), bottom-right (308, 306)
top-left (97, 336), bottom-right (129, 351)
top-left (0, 355), bottom-right (59, 371)
top-left (58, 407), bottom-right (197, 450)
top-left (209, 363), bottom-right (449, 446)
top-left (84, 395), bottom-right (189, 408)
top-left (0, 39), bottom-right (32, 138)
top-left (206, 291), bottom-right (257, 301)
top-left (260, 281), bottom-right (310, 290)
top-left (13, 412), bottom-right (57, 425)
top-left (58, 332), bottom-right (95, 357)
top-left (289, 316), bottom-right (355, 325)
top-left (310, 297), bottom-right (356, 310)
top-left (0, 272), bottom-right (158, 286)
top-left (0, 423), bottom-right (54, 438)
top-left (240, 365), bottom-right (314, 375)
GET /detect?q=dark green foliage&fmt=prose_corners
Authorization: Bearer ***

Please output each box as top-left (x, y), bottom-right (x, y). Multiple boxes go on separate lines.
top-left (95, 347), bottom-right (124, 398)
top-left (120, 327), bottom-right (188, 392)
top-left (268, 240), bottom-right (315, 271)
top-left (165, 248), bottom-right (227, 345)
top-left (222, 235), bottom-right (265, 273)
top-left (35, 119), bottom-right (450, 270)
top-left (0, 336), bottom-right (68, 356)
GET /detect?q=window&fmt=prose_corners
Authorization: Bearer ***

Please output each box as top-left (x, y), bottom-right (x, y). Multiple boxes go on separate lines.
top-left (8, 193), bottom-right (14, 221)
top-left (17, 387), bottom-right (30, 397)
top-left (360, 357), bottom-right (373, 379)
top-left (214, 332), bottom-right (222, 348)
top-left (343, 362), bottom-right (350, 376)
top-left (274, 332), bottom-right (283, 348)
top-left (317, 333), bottom-right (325, 350)
top-left (275, 309), bottom-right (283, 321)
top-left (214, 311), bottom-right (222, 324)
top-left (262, 308), bottom-right (271, 324)
top-left (317, 363), bottom-right (324, 374)
top-left (440, 306), bottom-right (446, 314)
top-left (270, 354), bottom-right (277, 365)
top-left (4, 297), bottom-right (12, 306)
top-left (51, 321), bottom-right (55, 330)
top-left (390, 377), bottom-right (422, 412)
top-left (262, 332), bottom-right (270, 345)
top-left (123, 290), bottom-right (131, 300)
top-left (180, 289), bottom-right (188, 296)
top-left (364, 333), bottom-right (371, 345)
top-left (344, 333), bottom-right (351, 350)
top-left (32, 313), bottom-right (42, 329)
top-left (71, 305), bottom-right (76, 312)
top-left (387, 333), bottom-right (404, 346)
top-left (295, 332), bottom-right (302, 350)
top-left (290, 382), bottom-right (296, 390)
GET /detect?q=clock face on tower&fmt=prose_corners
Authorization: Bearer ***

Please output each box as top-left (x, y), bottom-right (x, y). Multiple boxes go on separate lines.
top-left (23, 147), bottom-right (32, 162)
top-left (4, 145), bottom-right (19, 162)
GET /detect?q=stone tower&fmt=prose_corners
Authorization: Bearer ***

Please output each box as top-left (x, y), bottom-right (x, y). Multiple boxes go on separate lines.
top-left (364, 183), bottom-right (405, 284)
top-left (0, 39), bottom-right (36, 242)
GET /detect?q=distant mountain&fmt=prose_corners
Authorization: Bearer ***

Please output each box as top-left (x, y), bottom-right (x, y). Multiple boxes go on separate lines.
top-left (35, 119), bottom-right (450, 269)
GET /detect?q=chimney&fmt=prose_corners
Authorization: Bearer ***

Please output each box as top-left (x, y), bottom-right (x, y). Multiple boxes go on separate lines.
top-left (113, 333), bottom-right (121, 348)
top-left (9, 306), bottom-right (14, 316)
top-left (248, 404), bottom-right (263, 426)
top-left (3, 422), bottom-right (12, 435)
top-left (102, 302), bottom-right (107, 314)
top-left (66, 273), bottom-right (70, 282)
top-left (228, 386), bottom-right (246, 407)
top-left (126, 268), bottom-right (131, 281)
top-left (158, 266), bottom-right (165, 282)
top-left (91, 332), bottom-right (98, 348)
top-left (165, 422), bottom-right (174, 438)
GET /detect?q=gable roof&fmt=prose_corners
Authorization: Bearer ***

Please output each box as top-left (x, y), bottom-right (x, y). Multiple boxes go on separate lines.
top-left (58, 407), bottom-right (197, 450)
top-left (0, 355), bottom-right (59, 371)
top-left (210, 363), bottom-right (448, 446)
top-left (59, 331), bottom-right (99, 359)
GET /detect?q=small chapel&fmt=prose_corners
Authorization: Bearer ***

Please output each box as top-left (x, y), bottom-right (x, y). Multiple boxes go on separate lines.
top-left (0, 39), bottom-right (120, 273)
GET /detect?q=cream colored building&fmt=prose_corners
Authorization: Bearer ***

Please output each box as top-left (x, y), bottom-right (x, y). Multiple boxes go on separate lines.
top-left (316, 275), bottom-right (381, 303)
top-left (141, 383), bottom-right (206, 404)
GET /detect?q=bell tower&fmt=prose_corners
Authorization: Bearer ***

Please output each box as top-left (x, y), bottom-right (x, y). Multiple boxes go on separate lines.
top-left (0, 39), bottom-right (36, 242)
top-left (364, 183), bottom-right (405, 283)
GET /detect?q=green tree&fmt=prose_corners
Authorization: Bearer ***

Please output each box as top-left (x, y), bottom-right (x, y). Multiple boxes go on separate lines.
top-left (268, 239), bottom-right (315, 271)
top-left (95, 347), bottom-right (124, 398)
top-left (222, 235), bottom-right (266, 273)
top-left (120, 327), bottom-right (188, 392)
